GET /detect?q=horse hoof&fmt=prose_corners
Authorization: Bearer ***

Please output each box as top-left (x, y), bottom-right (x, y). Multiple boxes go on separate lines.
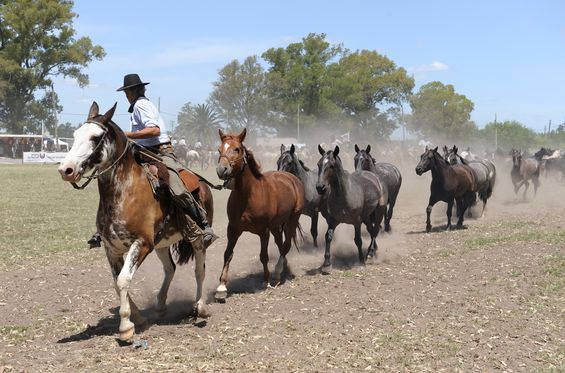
top-left (119, 326), bottom-right (135, 342)
top-left (426, 225), bottom-right (432, 233)
top-left (365, 255), bottom-right (375, 265)
top-left (214, 290), bottom-right (227, 303)
top-left (196, 304), bottom-right (212, 319)
top-left (321, 264), bottom-right (332, 275)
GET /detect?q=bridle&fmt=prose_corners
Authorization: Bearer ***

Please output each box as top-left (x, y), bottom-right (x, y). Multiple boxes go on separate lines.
top-left (71, 120), bottom-right (131, 190)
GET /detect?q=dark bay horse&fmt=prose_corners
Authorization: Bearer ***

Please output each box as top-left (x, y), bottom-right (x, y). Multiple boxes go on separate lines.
top-left (415, 147), bottom-right (477, 232)
top-left (215, 129), bottom-right (305, 301)
top-left (58, 102), bottom-right (212, 341)
top-left (443, 145), bottom-right (496, 217)
top-left (277, 144), bottom-right (324, 247)
top-left (316, 145), bottom-right (387, 274)
top-left (354, 144), bottom-right (402, 232)
top-left (511, 149), bottom-right (540, 199)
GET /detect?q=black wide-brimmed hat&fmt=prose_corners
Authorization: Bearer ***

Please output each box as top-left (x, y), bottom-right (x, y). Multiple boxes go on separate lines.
top-left (116, 73), bottom-right (150, 91)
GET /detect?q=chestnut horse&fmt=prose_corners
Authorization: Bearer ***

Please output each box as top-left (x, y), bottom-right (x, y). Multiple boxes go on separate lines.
top-left (215, 128), bottom-right (305, 301)
top-left (58, 102), bottom-right (213, 341)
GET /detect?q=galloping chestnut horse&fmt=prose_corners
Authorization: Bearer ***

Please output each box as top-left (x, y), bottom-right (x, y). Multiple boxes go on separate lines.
top-left (58, 102), bottom-right (213, 341)
top-left (415, 147), bottom-right (477, 232)
top-left (215, 129), bottom-right (305, 301)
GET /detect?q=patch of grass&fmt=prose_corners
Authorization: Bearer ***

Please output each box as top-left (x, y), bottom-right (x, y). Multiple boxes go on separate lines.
top-left (0, 165), bottom-right (98, 269)
top-left (536, 254), bottom-right (565, 295)
top-left (0, 325), bottom-right (29, 344)
top-left (465, 229), bottom-right (565, 248)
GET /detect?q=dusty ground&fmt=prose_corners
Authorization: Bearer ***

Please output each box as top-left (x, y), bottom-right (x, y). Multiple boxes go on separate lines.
top-left (0, 156), bottom-right (563, 372)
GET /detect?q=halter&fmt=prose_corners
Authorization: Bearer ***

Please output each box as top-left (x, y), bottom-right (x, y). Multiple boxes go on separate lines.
top-left (218, 147), bottom-right (248, 187)
top-left (71, 121), bottom-right (131, 190)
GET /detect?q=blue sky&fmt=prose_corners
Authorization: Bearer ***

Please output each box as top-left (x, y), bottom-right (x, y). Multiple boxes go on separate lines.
top-left (53, 0), bottom-right (565, 134)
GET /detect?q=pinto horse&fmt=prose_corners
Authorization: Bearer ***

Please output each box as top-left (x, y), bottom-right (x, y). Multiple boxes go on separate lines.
top-left (215, 128), bottom-right (305, 301)
top-left (511, 148), bottom-right (540, 199)
top-left (316, 145), bottom-right (387, 274)
top-left (415, 147), bottom-right (477, 232)
top-left (443, 145), bottom-right (496, 217)
top-left (277, 144), bottom-right (324, 247)
top-left (354, 144), bottom-right (402, 232)
top-left (58, 102), bottom-right (212, 341)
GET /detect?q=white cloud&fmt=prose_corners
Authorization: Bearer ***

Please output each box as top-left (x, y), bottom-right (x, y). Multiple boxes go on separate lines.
top-left (409, 61), bottom-right (449, 74)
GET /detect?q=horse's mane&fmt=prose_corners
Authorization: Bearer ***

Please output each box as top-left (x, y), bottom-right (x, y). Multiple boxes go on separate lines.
top-left (244, 146), bottom-right (263, 179)
top-left (298, 159), bottom-right (310, 171)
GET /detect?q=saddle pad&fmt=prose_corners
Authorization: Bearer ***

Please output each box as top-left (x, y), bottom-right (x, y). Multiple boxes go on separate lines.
top-left (178, 169), bottom-right (201, 193)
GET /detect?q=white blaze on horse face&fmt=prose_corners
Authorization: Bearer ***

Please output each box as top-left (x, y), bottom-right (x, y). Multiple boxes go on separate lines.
top-left (223, 142), bottom-right (230, 152)
top-left (62, 122), bottom-right (105, 172)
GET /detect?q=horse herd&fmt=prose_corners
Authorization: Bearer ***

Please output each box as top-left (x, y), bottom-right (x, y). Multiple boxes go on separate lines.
top-left (57, 102), bottom-right (546, 341)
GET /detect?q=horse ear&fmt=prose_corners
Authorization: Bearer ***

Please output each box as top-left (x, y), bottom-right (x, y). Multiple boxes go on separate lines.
top-left (290, 144), bottom-right (295, 154)
top-left (280, 144), bottom-right (286, 154)
top-left (354, 144), bottom-right (360, 153)
top-left (453, 145), bottom-right (458, 153)
top-left (88, 101), bottom-right (100, 120)
top-left (366, 144), bottom-right (371, 153)
top-left (218, 128), bottom-right (225, 139)
top-left (443, 145), bottom-right (448, 152)
top-left (433, 146), bottom-right (438, 153)
top-left (101, 103), bottom-right (117, 124)
top-left (238, 128), bottom-right (247, 142)
top-left (318, 144), bottom-right (325, 156)
top-left (425, 145), bottom-right (429, 151)
top-left (334, 145), bottom-right (340, 157)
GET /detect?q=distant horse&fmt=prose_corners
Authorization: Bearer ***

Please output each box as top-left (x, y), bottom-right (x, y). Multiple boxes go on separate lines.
top-left (511, 149), bottom-right (540, 199)
top-left (443, 145), bottom-right (496, 217)
top-left (58, 102), bottom-right (213, 341)
top-left (277, 144), bottom-right (324, 247)
top-left (175, 145), bottom-right (200, 168)
top-left (354, 144), bottom-right (402, 232)
top-left (415, 147), bottom-right (477, 232)
top-left (215, 128), bottom-right (305, 301)
top-left (316, 145), bottom-right (387, 274)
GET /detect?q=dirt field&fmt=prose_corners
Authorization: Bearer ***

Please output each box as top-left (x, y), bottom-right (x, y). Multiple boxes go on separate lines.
top-left (0, 157), bottom-right (563, 372)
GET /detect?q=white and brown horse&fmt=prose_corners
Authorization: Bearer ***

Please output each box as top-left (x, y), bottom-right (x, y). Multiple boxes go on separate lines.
top-left (58, 102), bottom-right (212, 341)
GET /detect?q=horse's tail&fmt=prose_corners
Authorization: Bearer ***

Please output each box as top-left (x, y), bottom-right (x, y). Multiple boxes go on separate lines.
top-left (293, 222), bottom-right (305, 252)
top-left (174, 239), bottom-right (194, 265)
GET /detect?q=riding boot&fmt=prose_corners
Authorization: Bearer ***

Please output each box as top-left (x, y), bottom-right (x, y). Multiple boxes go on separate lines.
top-left (183, 199), bottom-right (218, 248)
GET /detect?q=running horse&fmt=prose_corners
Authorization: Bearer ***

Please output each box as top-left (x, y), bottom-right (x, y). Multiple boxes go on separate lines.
top-left (415, 147), bottom-right (477, 232)
top-left (215, 128), bottom-right (305, 301)
top-left (58, 102), bottom-right (213, 341)
top-left (511, 148), bottom-right (540, 199)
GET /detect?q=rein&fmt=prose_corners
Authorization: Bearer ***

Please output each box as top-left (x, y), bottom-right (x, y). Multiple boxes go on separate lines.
top-left (71, 121), bottom-right (131, 190)
top-left (218, 149), bottom-right (248, 188)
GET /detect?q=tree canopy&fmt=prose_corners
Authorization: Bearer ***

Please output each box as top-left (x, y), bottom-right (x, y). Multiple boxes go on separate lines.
top-left (409, 81), bottom-right (476, 141)
top-left (0, 0), bottom-right (105, 133)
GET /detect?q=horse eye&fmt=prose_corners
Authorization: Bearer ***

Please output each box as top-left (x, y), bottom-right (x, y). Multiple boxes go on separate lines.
top-left (234, 148), bottom-right (240, 153)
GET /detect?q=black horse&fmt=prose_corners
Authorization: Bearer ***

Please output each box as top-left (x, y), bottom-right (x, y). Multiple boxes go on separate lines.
top-left (443, 145), bottom-right (496, 217)
top-left (354, 144), bottom-right (402, 232)
top-left (277, 144), bottom-right (324, 247)
top-left (316, 145), bottom-right (387, 274)
top-left (415, 147), bottom-right (477, 232)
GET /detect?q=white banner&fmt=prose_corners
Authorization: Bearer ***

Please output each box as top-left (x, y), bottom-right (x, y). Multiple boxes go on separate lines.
top-left (23, 152), bottom-right (68, 164)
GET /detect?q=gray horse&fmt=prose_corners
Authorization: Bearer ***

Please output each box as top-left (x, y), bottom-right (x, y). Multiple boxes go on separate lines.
top-left (277, 144), bottom-right (324, 247)
top-left (511, 148), bottom-right (540, 199)
top-left (316, 145), bottom-right (387, 274)
top-left (354, 144), bottom-right (402, 232)
top-left (443, 145), bottom-right (496, 217)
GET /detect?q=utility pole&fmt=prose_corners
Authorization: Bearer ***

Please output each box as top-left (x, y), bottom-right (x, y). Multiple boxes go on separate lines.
top-left (494, 113), bottom-right (498, 150)
top-left (51, 83), bottom-right (59, 151)
top-left (158, 96), bottom-right (161, 112)
top-left (297, 104), bottom-right (300, 142)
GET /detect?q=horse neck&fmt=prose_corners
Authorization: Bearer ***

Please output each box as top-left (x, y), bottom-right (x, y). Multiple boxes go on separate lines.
top-left (430, 154), bottom-right (449, 181)
top-left (233, 162), bottom-right (260, 196)
top-left (328, 161), bottom-right (349, 196)
top-left (96, 133), bottom-right (136, 199)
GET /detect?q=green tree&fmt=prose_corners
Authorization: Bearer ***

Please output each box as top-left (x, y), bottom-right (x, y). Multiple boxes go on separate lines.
top-left (327, 50), bottom-right (414, 140)
top-left (209, 56), bottom-right (270, 133)
top-left (262, 33), bottom-right (344, 132)
top-left (177, 103), bottom-right (221, 146)
top-left (57, 121), bottom-right (76, 138)
top-left (480, 120), bottom-right (537, 151)
top-left (0, 0), bottom-right (105, 133)
top-left (409, 81), bottom-right (476, 141)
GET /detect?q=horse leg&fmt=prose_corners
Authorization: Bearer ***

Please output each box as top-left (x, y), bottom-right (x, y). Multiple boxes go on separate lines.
top-left (354, 224), bottom-right (364, 264)
top-left (259, 230), bottom-right (271, 286)
top-left (155, 247), bottom-right (176, 316)
top-left (272, 228), bottom-right (286, 286)
top-left (192, 248), bottom-right (211, 318)
top-left (112, 240), bottom-right (152, 341)
top-left (215, 224), bottom-right (242, 302)
top-left (310, 213), bottom-right (319, 247)
top-left (523, 180), bottom-right (529, 200)
top-left (426, 196), bottom-right (439, 232)
top-left (456, 198), bottom-right (466, 228)
top-left (322, 220), bottom-right (338, 274)
top-left (446, 199), bottom-right (454, 231)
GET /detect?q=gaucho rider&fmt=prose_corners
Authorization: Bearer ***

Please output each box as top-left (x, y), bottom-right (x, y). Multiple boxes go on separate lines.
top-left (88, 73), bottom-right (216, 248)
